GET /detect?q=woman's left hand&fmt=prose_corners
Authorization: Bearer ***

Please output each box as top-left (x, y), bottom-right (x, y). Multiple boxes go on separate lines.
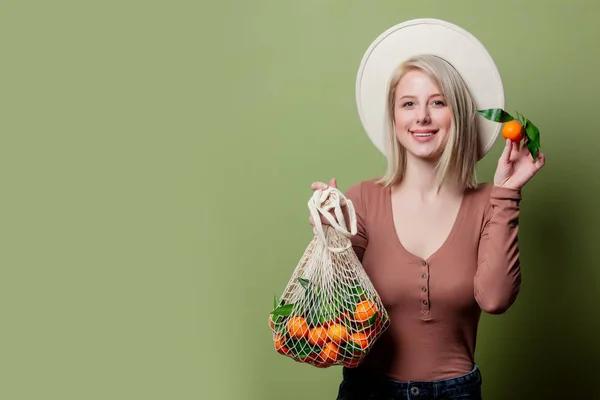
top-left (494, 138), bottom-right (545, 190)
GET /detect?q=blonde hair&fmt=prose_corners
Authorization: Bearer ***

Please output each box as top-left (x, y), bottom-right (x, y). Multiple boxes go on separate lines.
top-left (377, 54), bottom-right (479, 190)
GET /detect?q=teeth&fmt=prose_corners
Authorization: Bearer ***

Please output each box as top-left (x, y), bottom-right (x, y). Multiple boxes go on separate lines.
top-left (413, 133), bottom-right (433, 137)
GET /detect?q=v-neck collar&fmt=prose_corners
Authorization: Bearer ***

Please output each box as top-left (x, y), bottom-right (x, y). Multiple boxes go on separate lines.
top-left (386, 185), bottom-right (471, 264)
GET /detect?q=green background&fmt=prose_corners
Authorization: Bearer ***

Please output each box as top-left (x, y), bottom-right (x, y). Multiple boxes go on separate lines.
top-left (2, 0), bottom-right (599, 399)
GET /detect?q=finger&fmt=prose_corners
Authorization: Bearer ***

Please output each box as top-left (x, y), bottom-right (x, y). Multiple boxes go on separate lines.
top-left (510, 141), bottom-right (521, 161)
top-left (520, 142), bottom-right (530, 155)
top-left (311, 181), bottom-right (328, 191)
top-left (500, 139), bottom-right (512, 164)
top-left (535, 151), bottom-right (545, 169)
top-left (329, 178), bottom-right (337, 189)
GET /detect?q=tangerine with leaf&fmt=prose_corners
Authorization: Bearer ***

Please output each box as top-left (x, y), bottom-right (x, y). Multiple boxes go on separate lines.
top-left (476, 108), bottom-right (542, 160)
top-left (501, 120), bottom-right (524, 142)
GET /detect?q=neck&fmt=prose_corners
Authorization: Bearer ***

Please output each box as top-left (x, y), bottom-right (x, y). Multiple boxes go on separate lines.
top-left (397, 154), bottom-right (461, 199)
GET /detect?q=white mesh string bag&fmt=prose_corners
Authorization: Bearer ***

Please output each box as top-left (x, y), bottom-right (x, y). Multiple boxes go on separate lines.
top-left (269, 187), bottom-right (390, 368)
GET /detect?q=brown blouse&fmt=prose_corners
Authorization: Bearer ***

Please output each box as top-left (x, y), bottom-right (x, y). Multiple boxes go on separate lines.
top-left (344, 178), bottom-right (522, 381)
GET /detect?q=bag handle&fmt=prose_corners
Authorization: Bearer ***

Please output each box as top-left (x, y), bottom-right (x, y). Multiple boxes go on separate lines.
top-left (307, 187), bottom-right (357, 253)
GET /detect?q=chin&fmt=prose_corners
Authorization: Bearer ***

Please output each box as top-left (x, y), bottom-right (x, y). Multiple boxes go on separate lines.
top-left (402, 144), bottom-right (443, 160)
top-left (399, 134), bottom-right (444, 157)
top-left (414, 152), bottom-right (442, 161)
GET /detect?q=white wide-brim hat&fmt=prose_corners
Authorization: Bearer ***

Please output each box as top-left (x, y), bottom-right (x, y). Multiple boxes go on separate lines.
top-left (355, 18), bottom-right (504, 160)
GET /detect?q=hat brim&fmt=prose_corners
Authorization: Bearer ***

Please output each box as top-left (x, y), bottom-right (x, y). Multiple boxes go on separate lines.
top-left (355, 18), bottom-right (505, 160)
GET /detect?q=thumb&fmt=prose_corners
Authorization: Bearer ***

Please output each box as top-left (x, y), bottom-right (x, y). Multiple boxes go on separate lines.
top-left (499, 139), bottom-right (513, 164)
top-left (329, 178), bottom-right (337, 189)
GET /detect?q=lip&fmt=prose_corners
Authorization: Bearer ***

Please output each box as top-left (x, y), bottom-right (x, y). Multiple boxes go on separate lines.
top-left (409, 129), bottom-right (438, 142)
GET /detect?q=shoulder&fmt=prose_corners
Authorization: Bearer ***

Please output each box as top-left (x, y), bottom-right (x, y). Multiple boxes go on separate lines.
top-left (345, 178), bottom-right (387, 200)
top-left (461, 182), bottom-right (495, 218)
top-left (468, 182), bottom-right (494, 201)
top-left (344, 178), bottom-right (388, 214)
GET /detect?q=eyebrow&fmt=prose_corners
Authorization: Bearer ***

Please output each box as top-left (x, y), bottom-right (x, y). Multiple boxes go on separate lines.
top-left (398, 93), bottom-right (444, 101)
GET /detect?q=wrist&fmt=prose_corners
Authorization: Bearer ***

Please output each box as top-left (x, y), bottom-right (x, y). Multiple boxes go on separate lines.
top-left (491, 184), bottom-right (522, 200)
top-left (494, 183), bottom-right (520, 190)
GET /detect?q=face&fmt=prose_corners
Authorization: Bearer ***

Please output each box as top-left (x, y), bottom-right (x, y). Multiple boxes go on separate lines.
top-left (393, 69), bottom-right (452, 161)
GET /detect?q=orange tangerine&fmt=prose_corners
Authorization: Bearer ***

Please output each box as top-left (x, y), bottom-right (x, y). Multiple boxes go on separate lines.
top-left (320, 341), bottom-right (340, 363)
top-left (354, 300), bottom-right (377, 323)
top-left (274, 334), bottom-right (289, 355)
top-left (308, 326), bottom-right (328, 346)
top-left (286, 316), bottom-right (309, 339)
top-left (327, 323), bottom-right (349, 344)
top-left (349, 332), bottom-right (369, 350)
top-left (502, 121), bottom-right (524, 142)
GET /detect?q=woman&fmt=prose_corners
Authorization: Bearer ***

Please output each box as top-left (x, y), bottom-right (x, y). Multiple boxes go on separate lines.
top-left (311, 21), bottom-right (545, 400)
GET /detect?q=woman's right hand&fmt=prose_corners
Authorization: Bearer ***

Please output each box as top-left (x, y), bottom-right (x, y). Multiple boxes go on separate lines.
top-left (309, 178), bottom-right (338, 227)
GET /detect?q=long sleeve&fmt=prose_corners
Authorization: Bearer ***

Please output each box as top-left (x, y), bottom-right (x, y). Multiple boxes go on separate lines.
top-left (344, 181), bottom-right (368, 262)
top-left (474, 185), bottom-right (522, 314)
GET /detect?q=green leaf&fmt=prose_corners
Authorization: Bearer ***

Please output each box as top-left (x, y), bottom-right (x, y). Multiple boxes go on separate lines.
top-left (275, 323), bottom-right (287, 335)
top-left (341, 340), bottom-right (365, 357)
top-left (341, 293), bottom-right (361, 313)
top-left (318, 303), bottom-right (338, 325)
top-left (515, 111), bottom-right (524, 125)
top-left (299, 279), bottom-right (320, 325)
top-left (367, 312), bottom-right (378, 326)
top-left (305, 303), bottom-right (320, 326)
top-left (272, 303), bottom-right (294, 317)
top-left (349, 284), bottom-right (365, 298)
top-left (526, 138), bottom-right (540, 161)
top-left (273, 294), bottom-right (278, 311)
top-left (523, 118), bottom-right (540, 144)
top-left (298, 278), bottom-right (310, 290)
top-left (476, 108), bottom-right (515, 123)
top-left (523, 118), bottom-right (541, 161)
top-left (287, 338), bottom-right (321, 359)
top-left (270, 313), bottom-right (288, 334)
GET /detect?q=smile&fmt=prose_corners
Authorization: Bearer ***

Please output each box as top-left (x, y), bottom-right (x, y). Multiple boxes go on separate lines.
top-left (410, 130), bottom-right (438, 137)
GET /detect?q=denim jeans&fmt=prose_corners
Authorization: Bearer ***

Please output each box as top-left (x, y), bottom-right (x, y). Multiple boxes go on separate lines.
top-left (336, 364), bottom-right (482, 400)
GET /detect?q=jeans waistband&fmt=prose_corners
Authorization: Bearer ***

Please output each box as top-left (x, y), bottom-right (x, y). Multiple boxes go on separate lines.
top-left (341, 364), bottom-right (482, 399)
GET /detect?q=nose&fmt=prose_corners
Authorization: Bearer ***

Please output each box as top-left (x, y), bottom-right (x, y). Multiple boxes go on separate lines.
top-left (416, 106), bottom-right (431, 124)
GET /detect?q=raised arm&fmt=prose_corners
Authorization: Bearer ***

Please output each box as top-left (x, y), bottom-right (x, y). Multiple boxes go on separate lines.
top-left (474, 185), bottom-right (522, 314)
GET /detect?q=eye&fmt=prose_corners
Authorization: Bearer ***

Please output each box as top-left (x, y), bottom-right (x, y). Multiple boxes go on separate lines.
top-left (401, 101), bottom-right (415, 108)
top-left (432, 100), bottom-right (446, 106)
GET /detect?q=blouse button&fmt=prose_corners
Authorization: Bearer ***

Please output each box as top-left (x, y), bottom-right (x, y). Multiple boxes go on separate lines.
top-left (422, 300), bottom-right (428, 305)
top-left (422, 287), bottom-right (427, 292)
top-left (421, 260), bottom-right (427, 266)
